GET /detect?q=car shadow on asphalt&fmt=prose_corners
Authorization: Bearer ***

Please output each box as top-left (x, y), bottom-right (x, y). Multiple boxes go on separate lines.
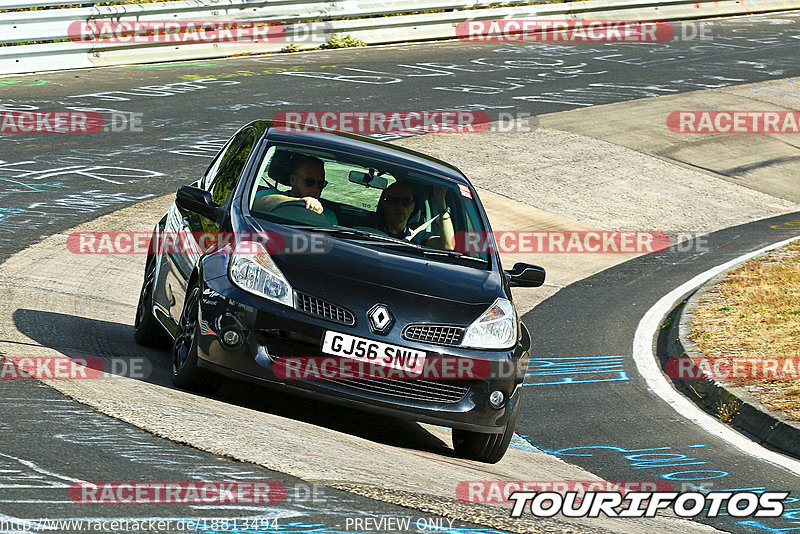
top-left (13, 309), bottom-right (454, 457)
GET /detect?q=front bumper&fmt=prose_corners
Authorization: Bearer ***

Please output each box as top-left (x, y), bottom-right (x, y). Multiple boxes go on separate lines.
top-left (197, 268), bottom-right (530, 433)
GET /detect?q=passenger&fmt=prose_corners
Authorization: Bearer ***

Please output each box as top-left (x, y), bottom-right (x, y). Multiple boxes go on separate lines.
top-left (376, 181), bottom-right (454, 251)
top-left (253, 155), bottom-right (337, 224)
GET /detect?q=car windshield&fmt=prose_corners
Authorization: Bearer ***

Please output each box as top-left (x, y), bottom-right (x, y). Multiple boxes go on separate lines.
top-left (247, 144), bottom-right (489, 265)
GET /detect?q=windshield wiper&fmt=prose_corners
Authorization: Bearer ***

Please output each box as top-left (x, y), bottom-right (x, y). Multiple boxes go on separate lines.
top-left (415, 248), bottom-right (488, 264)
top-left (294, 226), bottom-right (402, 243)
top-left (294, 226), bottom-right (487, 264)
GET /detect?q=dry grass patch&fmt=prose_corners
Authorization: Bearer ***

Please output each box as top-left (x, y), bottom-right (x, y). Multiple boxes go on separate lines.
top-left (691, 241), bottom-right (800, 420)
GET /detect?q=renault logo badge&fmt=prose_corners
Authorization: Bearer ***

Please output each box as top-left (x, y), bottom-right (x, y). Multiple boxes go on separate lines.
top-left (368, 304), bottom-right (394, 335)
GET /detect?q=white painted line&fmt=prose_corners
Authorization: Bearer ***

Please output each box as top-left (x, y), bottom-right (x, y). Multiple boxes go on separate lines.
top-left (0, 500), bottom-right (74, 503)
top-left (0, 485), bottom-right (71, 489)
top-left (632, 234), bottom-right (800, 475)
top-left (0, 453), bottom-right (84, 484)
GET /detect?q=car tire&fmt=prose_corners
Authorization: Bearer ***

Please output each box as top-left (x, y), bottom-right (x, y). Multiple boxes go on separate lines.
top-left (172, 285), bottom-right (222, 393)
top-left (452, 397), bottom-right (521, 464)
top-left (134, 253), bottom-right (170, 349)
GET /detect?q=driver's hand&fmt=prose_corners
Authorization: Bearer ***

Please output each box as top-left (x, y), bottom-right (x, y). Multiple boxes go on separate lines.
top-left (302, 197), bottom-right (324, 214)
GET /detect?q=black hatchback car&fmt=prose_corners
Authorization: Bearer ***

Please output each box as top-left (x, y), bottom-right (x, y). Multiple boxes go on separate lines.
top-left (135, 120), bottom-right (545, 463)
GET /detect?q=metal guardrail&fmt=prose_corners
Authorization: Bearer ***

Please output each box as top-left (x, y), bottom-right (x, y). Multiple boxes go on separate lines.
top-left (2, 0), bottom-right (800, 74)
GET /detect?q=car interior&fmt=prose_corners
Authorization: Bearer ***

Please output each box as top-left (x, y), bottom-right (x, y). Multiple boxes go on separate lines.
top-left (253, 148), bottom-right (426, 231)
top-left (247, 146), bottom-right (487, 261)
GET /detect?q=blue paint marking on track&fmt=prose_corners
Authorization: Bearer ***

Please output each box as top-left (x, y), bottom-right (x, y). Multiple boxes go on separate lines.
top-left (508, 433), bottom-right (540, 452)
top-left (0, 178), bottom-right (68, 193)
top-left (734, 521), bottom-right (795, 533)
top-left (539, 444), bottom-right (731, 480)
top-left (0, 207), bottom-right (27, 223)
top-left (735, 499), bottom-right (800, 532)
top-left (524, 355), bottom-right (629, 385)
top-left (538, 442), bottom-right (800, 530)
top-left (415, 523), bottom-right (509, 534)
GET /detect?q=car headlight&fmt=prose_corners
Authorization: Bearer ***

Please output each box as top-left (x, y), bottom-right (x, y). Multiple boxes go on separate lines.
top-left (462, 298), bottom-right (517, 349)
top-left (229, 240), bottom-right (293, 307)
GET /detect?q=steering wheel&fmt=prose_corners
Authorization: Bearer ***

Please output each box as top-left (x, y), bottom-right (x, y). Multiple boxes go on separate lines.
top-left (268, 199), bottom-right (332, 226)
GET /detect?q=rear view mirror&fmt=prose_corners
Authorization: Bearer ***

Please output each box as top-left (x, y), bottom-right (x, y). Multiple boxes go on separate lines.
top-left (505, 263), bottom-right (546, 288)
top-left (349, 171), bottom-right (388, 189)
top-left (176, 186), bottom-right (221, 221)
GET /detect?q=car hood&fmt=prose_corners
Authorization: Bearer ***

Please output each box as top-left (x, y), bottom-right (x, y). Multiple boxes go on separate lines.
top-left (252, 223), bottom-right (503, 324)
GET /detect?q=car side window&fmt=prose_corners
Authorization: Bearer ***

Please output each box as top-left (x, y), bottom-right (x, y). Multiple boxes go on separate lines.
top-left (202, 127), bottom-right (254, 190)
top-left (201, 140), bottom-right (235, 190)
top-left (209, 129), bottom-right (257, 206)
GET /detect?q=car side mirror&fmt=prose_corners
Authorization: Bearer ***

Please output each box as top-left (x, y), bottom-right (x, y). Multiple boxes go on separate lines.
top-left (175, 186), bottom-right (221, 221)
top-left (505, 262), bottom-right (546, 288)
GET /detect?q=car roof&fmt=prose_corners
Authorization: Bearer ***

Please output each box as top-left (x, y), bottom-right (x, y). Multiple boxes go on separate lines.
top-left (258, 120), bottom-right (471, 186)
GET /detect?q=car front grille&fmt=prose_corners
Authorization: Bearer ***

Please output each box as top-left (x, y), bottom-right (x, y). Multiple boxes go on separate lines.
top-left (263, 336), bottom-right (470, 405)
top-left (261, 335), bottom-right (311, 361)
top-left (269, 355), bottom-right (470, 404)
top-left (402, 324), bottom-right (465, 346)
top-left (294, 292), bottom-right (355, 326)
top-left (322, 377), bottom-right (470, 404)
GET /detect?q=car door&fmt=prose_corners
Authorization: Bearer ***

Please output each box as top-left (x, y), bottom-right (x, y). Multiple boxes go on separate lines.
top-left (163, 126), bottom-right (258, 324)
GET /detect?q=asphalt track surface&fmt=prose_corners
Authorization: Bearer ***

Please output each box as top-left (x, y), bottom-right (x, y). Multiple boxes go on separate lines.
top-left (521, 213), bottom-right (800, 534)
top-left (1, 11), bottom-right (800, 534)
top-left (0, 383), bottom-right (491, 533)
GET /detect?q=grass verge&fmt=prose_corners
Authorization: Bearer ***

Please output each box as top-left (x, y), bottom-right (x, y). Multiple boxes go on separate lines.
top-left (691, 241), bottom-right (800, 420)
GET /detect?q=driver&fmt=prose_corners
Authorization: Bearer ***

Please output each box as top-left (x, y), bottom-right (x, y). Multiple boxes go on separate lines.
top-left (376, 181), bottom-right (454, 251)
top-left (253, 155), bottom-right (337, 224)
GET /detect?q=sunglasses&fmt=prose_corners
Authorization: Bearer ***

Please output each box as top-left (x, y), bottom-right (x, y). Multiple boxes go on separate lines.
top-left (300, 176), bottom-right (328, 188)
top-left (383, 196), bottom-right (414, 207)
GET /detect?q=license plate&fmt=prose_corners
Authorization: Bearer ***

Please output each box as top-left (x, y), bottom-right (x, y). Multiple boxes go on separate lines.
top-left (321, 331), bottom-right (426, 374)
